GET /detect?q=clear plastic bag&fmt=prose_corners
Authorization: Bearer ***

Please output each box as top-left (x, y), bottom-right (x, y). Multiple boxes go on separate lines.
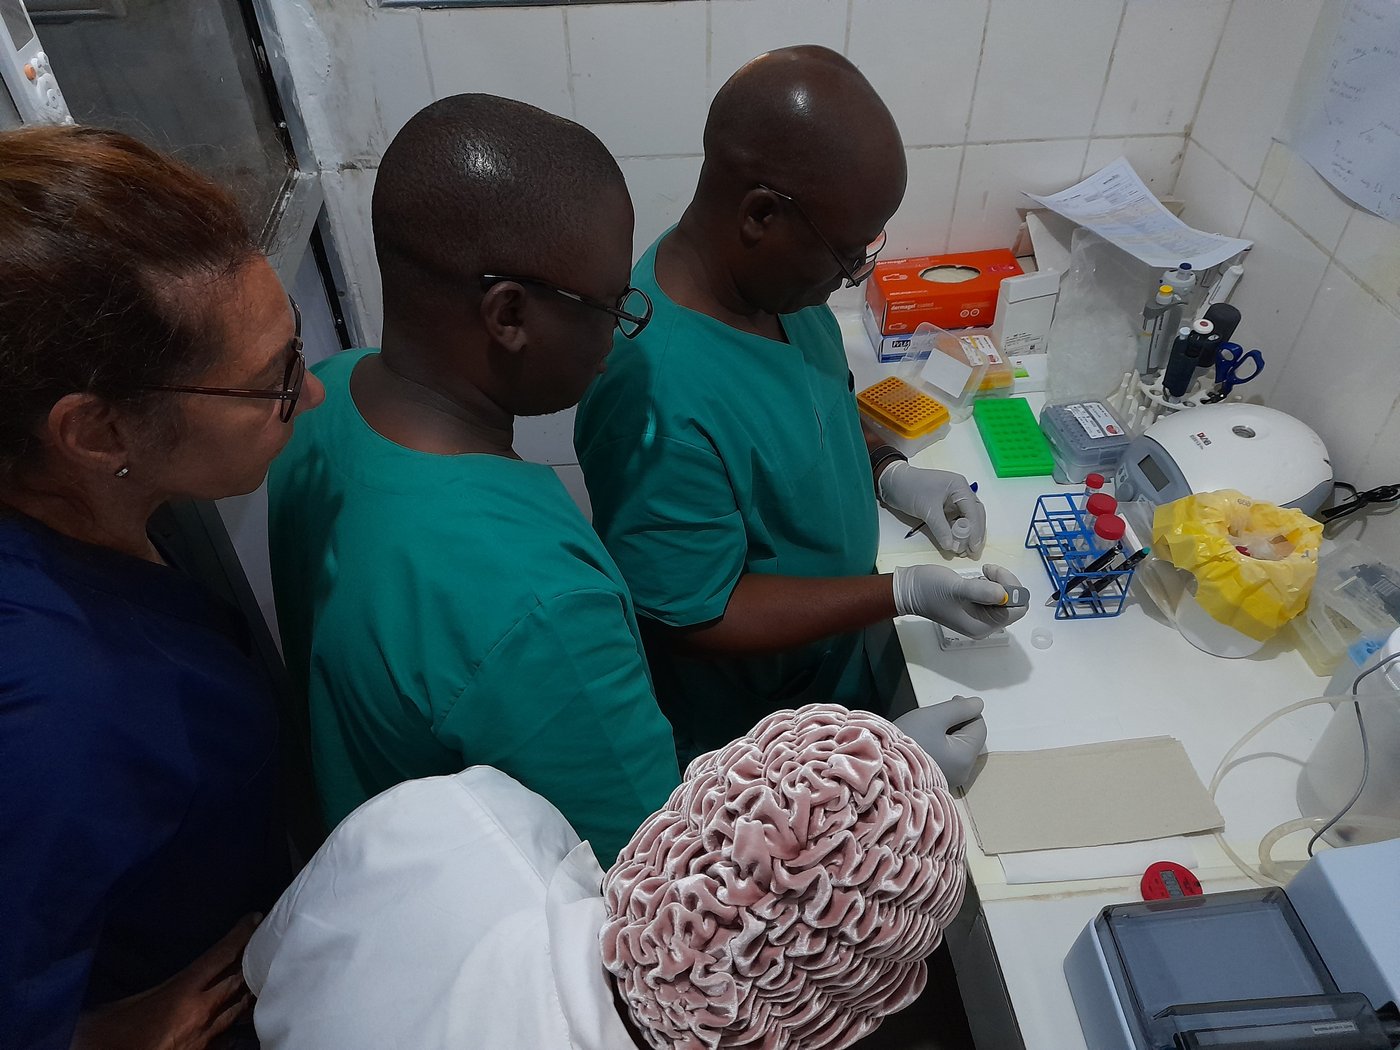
top-left (1045, 228), bottom-right (1157, 405)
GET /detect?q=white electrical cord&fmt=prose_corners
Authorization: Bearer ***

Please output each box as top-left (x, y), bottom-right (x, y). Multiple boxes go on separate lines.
top-left (1209, 651), bottom-right (1400, 887)
top-left (1209, 696), bottom-right (1336, 888)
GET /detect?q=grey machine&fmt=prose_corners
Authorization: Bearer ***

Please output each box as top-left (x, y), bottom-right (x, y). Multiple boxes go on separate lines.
top-left (1114, 404), bottom-right (1333, 517)
top-left (1065, 838), bottom-right (1400, 1049)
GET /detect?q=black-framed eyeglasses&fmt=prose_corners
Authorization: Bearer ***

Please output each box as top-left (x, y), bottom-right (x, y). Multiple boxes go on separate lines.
top-left (479, 274), bottom-right (653, 339)
top-left (139, 296), bottom-right (306, 423)
top-left (758, 184), bottom-right (888, 288)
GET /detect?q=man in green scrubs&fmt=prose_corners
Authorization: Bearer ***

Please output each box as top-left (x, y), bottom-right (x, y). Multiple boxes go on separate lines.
top-left (575, 48), bottom-right (1027, 775)
top-left (268, 95), bottom-right (678, 861)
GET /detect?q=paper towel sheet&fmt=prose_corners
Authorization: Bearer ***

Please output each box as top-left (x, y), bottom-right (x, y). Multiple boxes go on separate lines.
top-left (997, 836), bottom-right (1201, 885)
top-left (964, 736), bottom-right (1224, 855)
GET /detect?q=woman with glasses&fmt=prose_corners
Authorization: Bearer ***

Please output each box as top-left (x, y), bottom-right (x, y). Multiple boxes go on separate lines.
top-left (0, 125), bottom-right (323, 1050)
top-left (265, 95), bottom-right (679, 862)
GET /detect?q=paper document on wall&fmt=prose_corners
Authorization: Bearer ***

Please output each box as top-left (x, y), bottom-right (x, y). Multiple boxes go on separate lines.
top-left (1292, 0), bottom-right (1400, 225)
top-left (1024, 158), bottom-right (1252, 269)
top-left (963, 736), bottom-right (1224, 855)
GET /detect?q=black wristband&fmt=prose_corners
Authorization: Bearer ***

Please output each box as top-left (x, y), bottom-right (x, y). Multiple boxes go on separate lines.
top-left (869, 444), bottom-right (908, 477)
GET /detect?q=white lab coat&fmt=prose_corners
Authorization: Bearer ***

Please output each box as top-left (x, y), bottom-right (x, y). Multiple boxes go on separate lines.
top-left (243, 767), bottom-right (636, 1049)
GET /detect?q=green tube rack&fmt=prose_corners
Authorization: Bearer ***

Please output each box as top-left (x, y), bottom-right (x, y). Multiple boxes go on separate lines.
top-left (972, 397), bottom-right (1056, 478)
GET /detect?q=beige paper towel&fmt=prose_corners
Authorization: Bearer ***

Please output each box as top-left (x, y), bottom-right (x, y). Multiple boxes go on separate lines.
top-left (964, 736), bottom-right (1224, 855)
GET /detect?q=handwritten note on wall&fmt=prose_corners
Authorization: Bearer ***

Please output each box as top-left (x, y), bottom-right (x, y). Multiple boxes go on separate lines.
top-left (1293, 0), bottom-right (1400, 225)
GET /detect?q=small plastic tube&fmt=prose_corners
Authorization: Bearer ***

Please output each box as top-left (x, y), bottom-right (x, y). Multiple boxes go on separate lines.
top-left (1084, 493), bottom-right (1118, 519)
top-left (1090, 513), bottom-right (1127, 554)
top-left (1031, 627), bottom-right (1053, 650)
top-left (951, 518), bottom-right (973, 547)
top-left (1082, 472), bottom-right (1105, 499)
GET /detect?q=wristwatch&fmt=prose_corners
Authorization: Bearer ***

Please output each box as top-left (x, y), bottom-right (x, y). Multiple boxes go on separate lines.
top-left (869, 443), bottom-right (907, 479)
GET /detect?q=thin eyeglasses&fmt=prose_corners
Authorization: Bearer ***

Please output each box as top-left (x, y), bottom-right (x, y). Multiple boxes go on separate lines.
top-left (479, 275), bottom-right (653, 338)
top-left (757, 183), bottom-right (887, 288)
top-left (139, 296), bottom-right (306, 423)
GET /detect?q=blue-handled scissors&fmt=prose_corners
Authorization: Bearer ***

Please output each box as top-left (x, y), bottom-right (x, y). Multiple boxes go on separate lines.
top-left (1204, 342), bottom-right (1264, 402)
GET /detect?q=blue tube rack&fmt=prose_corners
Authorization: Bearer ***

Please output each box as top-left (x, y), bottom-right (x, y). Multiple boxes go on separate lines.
top-left (1025, 493), bottom-right (1138, 620)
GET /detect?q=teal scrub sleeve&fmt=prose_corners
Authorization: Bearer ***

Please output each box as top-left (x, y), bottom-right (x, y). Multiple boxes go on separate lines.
top-left (582, 435), bottom-right (747, 627)
top-left (434, 588), bottom-right (680, 865)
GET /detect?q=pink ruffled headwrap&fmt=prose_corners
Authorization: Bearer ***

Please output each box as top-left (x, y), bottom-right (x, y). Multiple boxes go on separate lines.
top-left (600, 704), bottom-right (966, 1050)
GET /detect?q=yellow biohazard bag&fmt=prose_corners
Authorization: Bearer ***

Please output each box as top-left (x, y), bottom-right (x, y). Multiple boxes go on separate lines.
top-left (1151, 490), bottom-right (1323, 641)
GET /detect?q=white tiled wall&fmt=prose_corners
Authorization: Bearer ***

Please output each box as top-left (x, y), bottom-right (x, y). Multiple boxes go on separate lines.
top-left (709, 0), bottom-right (848, 88)
top-left (270, 0), bottom-right (1229, 350)
top-left (568, 3), bottom-right (709, 157)
top-left (269, 0), bottom-right (1400, 556)
top-left (966, 0), bottom-right (1122, 142)
top-left (1169, 0), bottom-right (1400, 557)
top-left (421, 7), bottom-right (573, 116)
top-left (1093, 1), bottom-right (1232, 137)
top-left (293, 6), bottom-right (432, 168)
top-left (948, 139), bottom-right (1090, 252)
top-left (1189, 0), bottom-right (1323, 187)
top-left (845, 0), bottom-right (986, 150)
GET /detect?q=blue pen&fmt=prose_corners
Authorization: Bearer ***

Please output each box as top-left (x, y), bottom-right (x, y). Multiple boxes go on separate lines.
top-left (905, 482), bottom-right (978, 539)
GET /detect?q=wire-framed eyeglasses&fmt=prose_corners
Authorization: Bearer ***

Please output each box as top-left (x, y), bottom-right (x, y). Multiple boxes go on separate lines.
top-left (479, 275), bottom-right (653, 339)
top-left (139, 296), bottom-right (306, 423)
top-left (758, 184), bottom-right (887, 288)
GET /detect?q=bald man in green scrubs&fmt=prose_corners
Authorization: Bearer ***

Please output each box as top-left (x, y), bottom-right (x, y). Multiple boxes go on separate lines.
top-left (575, 48), bottom-right (1027, 776)
top-left (268, 95), bottom-right (677, 861)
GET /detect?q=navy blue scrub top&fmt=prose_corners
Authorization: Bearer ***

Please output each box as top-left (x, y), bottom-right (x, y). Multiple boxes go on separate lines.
top-left (0, 511), bottom-right (288, 1050)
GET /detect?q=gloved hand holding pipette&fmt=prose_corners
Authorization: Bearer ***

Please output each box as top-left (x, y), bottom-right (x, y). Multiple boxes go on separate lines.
top-left (892, 563), bottom-right (1029, 637)
top-left (895, 695), bottom-right (988, 788)
top-left (878, 462), bottom-right (986, 555)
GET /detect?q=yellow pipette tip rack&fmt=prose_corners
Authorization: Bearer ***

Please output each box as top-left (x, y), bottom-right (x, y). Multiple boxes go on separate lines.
top-left (856, 376), bottom-right (950, 440)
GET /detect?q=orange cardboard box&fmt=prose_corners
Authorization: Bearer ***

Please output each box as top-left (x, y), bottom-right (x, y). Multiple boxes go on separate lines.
top-left (865, 249), bottom-right (1024, 334)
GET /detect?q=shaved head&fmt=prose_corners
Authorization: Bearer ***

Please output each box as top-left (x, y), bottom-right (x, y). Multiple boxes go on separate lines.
top-left (670, 46), bottom-right (906, 318)
top-left (373, 94), bottom-right (628, 327)
top-left (703, 46), bottom-right (904, 209)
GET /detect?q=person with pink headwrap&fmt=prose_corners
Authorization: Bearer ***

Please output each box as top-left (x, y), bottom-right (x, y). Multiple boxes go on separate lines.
top-left (242, 704), bottom-right (966, 1049)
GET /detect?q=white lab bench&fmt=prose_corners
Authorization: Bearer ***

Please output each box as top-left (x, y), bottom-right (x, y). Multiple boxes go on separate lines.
top-left (833, 303), bottom-right (1339, 1050)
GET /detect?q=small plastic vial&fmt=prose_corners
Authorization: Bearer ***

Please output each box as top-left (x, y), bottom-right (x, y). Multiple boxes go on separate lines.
top-left (1091, 513), bottom-right (1127, 554)
top-left (1085, 493), bottom-right (1119, 519)
top-left (1082, 472), bottom-right (1105, 499)
top-left (950, 518), bottom-right (973, 547)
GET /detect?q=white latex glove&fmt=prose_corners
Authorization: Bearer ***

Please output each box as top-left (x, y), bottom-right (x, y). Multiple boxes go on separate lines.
top-left (877, 461), bottom-right (986, 555)
top-left (894, 696), bottom-right (987, 789)
top-left (892, 563), bottom-right (1029, 638)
